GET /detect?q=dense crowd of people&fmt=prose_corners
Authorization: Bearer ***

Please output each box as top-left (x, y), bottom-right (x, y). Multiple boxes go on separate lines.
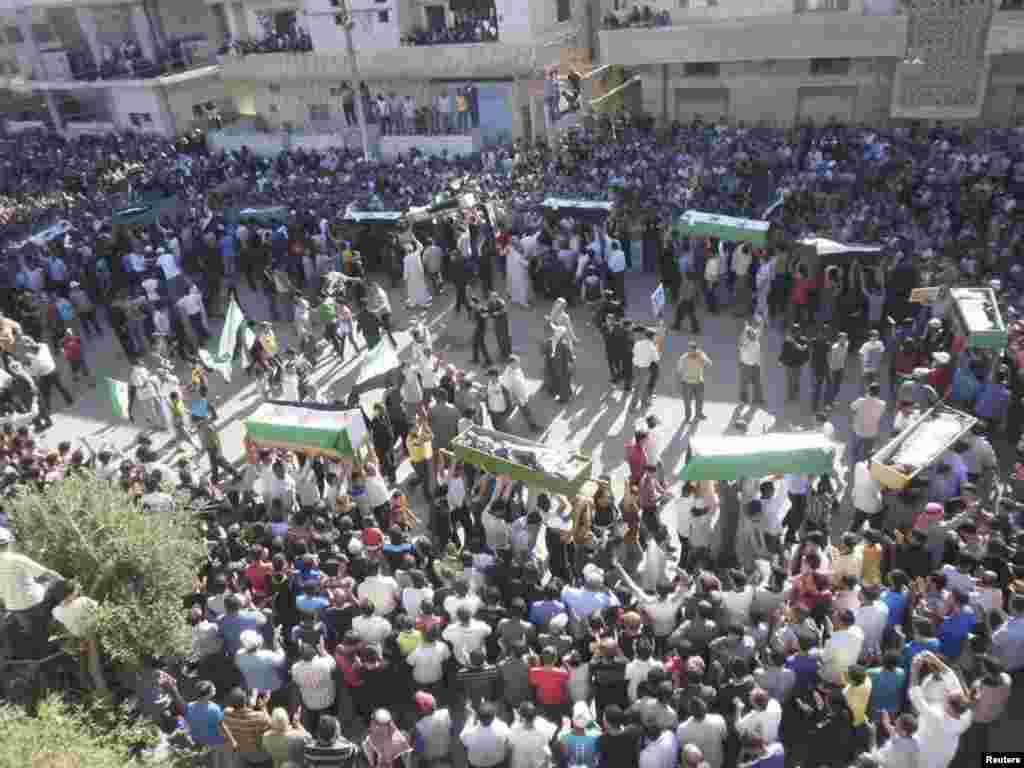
top-left (0, 114), bottom-right (1023, 768)
top-left (402, 16), bottom-right (500, 46)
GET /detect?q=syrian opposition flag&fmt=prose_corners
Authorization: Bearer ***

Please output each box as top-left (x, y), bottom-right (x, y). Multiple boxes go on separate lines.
top-left (106, 378), bottom-right (131, 420)
top-left (357, 341), bottom-right (400, 386)
top-left (199, 297), bottom-right (247, 382)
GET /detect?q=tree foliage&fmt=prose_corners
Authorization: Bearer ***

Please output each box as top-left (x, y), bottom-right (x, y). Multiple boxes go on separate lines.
top-left (6, 473), bottom-right (207, 667)
top-left (0, 696), bottom-right (166, 768)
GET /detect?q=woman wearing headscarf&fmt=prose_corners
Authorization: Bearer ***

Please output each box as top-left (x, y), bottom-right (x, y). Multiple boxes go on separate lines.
top-left (505, 236), bottom-right (532, 308)
top-left (363, 709), bottom-right (413, 768)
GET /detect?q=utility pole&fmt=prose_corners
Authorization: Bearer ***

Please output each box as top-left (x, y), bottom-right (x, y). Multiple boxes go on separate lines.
top-left (338, 0), bottom-right (371, 161)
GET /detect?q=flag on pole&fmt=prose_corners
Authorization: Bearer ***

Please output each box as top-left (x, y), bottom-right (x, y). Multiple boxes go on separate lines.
top-left (106, 377), bottom-right (131, 420)
top-left (200, 297), bottom-right (247, 382)
top-left (357, 341), bottom-right (400, 386)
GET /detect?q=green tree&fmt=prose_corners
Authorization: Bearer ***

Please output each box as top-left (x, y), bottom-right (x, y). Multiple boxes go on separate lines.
top-left (0, 696), bottom-right (187, 768)
top-left (6, 473), bottom-right (206, 669)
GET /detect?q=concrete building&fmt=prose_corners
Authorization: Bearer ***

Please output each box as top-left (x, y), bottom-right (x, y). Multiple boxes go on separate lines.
top-left (4, 0), bottom-right (1024, 141)
top-left (0, 0), bottom-right (229, 137)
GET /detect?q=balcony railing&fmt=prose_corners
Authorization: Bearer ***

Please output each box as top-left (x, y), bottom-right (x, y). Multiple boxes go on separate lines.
top-left (29, 37), bottom-right (217, 83)
top-left (794, 0), bottom-right (850, 12)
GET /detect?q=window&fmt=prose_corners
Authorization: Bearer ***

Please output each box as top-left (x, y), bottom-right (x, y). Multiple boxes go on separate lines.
top-left (4, 27), bottom-right (23, 44)
top-left (557, 0), bottom-right (571, 22)
top-left (31, 24), bottom-right (53, 43)
top-left (810, 57), bottom-right (850, 76)
top-left (685, 62), bottom-right (720, 77)
top-left (269, 83), bottom-right (280, 93)
top-left (377, 10), bottom-right (389, 22)
top-left (309, 104), bottom-right (331, 121)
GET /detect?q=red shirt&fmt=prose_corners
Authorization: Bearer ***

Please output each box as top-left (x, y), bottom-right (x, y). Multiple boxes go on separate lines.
top-left (529, 665), bottom-right (570, 705)
top-left (791, 276), bottom-right (816, 306)
top-left (62, 336), bottom-right (83, 362)
top-left (626, 441), bottom-right (648, 483)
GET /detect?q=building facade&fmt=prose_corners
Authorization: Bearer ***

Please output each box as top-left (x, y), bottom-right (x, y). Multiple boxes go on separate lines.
top-left (0, 0), bottom-right (229, 136)
top-left (3, 0), bottom-right (1024, 140)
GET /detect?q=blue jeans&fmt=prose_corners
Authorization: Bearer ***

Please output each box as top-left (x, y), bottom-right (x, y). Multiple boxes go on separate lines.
top-left (851, 435), bottom-right (875, 464)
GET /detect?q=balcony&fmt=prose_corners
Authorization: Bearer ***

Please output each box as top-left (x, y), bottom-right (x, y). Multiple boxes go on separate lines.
top-left (988, 10), bottom-right (1024, 54)
top-left (218, 42), bottom-right (539, 81)
top-left (25, 37), bottom-right (219, 87)
top-left (598, 10), bottom-right (907, 66)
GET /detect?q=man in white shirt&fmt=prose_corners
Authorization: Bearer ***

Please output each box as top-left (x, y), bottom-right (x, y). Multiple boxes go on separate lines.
top-left (291, 640), bottom-right (337, 719)
top-left (735, 688), bottom-right (782, 745)
top-left (642, 413), bottom-right (665, 481)
top-left (850, 382), bottom-right (886, 463)
top-left (0, 528), bottom-right (61, 611)
top-left (443, 606), bottom-right (493, 666)
top-left (157, 248), bottom-right (180, 280)
top-left (262, 460), bottom-right (297, 515)
top-left (632, 329), bottom-right (661, 411)
top-left (177, 285), bottom-right (209, 341)
top-left (638, 716), bottom-right (680, 768)
top-left (357, 561), bottom-right (400, 615)
top-left (461, 702), bottom-right (510, 768)
top-left (352, 601), bottom-right (393, 646)
top-left (855, 585), bottom-right (890, 658)
top-left (822, 609), bottom-right (865, 683)
top-left (26, 339), bottom-right (73, 429)
top-left (502, 355), bottom-right (540, 431)
top-left (407, 625), bottom-right (451, 685)
top-left (851, 459), bottom-right (884, 532)
top-left (507, 702), bottom-right (557, 768)
top-left (443, 580), bottom-right (482, 620)
top-left (738, 318), bottom-right (765, 405)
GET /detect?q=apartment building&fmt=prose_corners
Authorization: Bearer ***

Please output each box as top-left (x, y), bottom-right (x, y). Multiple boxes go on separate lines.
top-left (4, 0), bottom-right (1024, 142)
top-left (213, 0), bottom-right (591, 152)
top-left (0, 0), bottom-right (229, 137)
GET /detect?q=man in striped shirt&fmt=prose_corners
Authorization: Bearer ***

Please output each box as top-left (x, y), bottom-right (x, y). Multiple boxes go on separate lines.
top-left (304, 715), bottom-right (359, 767)
top-left (221, 687), bottom-right (272, 766)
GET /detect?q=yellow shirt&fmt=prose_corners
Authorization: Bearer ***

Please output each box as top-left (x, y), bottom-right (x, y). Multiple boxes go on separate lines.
top-left (397, 629), bottom-right (423, 656)
top-left (407, 433), bottom-right (433, 462)
top-left (861, 544), bottom-right (883, 587)
top-left (844, 679), bottom-right (872, 726)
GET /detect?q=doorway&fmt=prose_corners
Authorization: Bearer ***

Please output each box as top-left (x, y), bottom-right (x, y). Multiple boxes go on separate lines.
top-left (425, 5), bottom-right (446, 31)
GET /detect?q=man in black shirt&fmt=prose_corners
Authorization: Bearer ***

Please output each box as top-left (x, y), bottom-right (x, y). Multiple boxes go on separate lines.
top-left (598, 704), bottom-right (642, 767)
top-left (487, 291), bottom-right (512, 361)
top-left (470, 296), bottom-right (493, 367)
top-left (456, 648), bottom-right (501, 709)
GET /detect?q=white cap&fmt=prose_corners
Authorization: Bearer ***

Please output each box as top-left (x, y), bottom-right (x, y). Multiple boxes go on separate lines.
top-left (932, 351), bottom-right (951, 365)
top-left (572, 702), bottom-right (591, 728)
top-left (239, 630), bottom-right (263, 652)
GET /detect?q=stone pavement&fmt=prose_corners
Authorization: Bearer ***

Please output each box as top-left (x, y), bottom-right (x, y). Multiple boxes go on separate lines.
top-left (30, 269), bottom-right (1024, 754)
top-left (37, 271), bottom-right (842, 499)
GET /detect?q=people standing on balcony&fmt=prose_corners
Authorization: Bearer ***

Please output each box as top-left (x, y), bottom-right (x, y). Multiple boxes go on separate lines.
top-left (456, 89), bottom-right (471, 134)
top-left (342, 84), bottom-right (357, 128)
top-left (403, 96), bottom-right (416, 137)
top-left (377, 94), bottom-right (391, 135)
top-left (433, 91), bottom-right (448, 135)
top-left (391, 93), bottom-right (404, 135)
